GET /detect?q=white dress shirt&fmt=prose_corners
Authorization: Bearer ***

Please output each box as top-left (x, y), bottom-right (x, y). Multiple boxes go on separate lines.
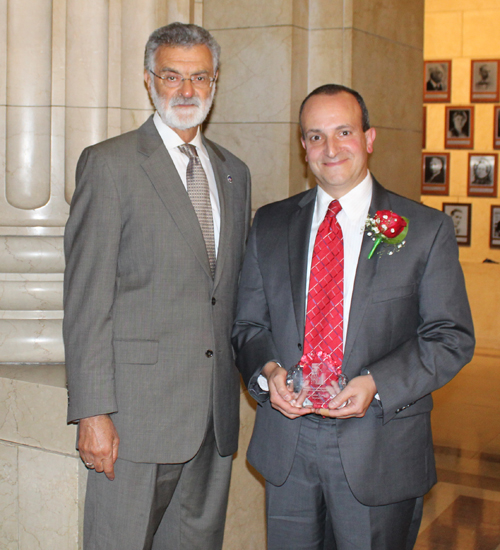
top-left (306, 172), bottom-right (373, 346)
top-left (153, 112), bottom-right (221, 254)
top-left (258, 172), bottom-right (373, 390)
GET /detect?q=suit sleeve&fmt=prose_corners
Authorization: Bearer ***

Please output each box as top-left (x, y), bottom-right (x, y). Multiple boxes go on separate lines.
top-left (232, 210), bottom-right (281, 403)
top-left (63, 147), bottom-right (122, 423)
top-left (367, 215), bottom-right (475, 424)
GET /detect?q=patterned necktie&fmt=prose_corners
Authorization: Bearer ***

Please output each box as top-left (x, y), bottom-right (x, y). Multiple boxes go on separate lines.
top-left (179, 144), bottom-right (216, 278)
top-left (303, 200), bottom-right (344, 365)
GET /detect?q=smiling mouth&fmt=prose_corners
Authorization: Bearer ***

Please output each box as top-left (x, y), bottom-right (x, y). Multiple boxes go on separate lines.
top-left (324, 158), bottom-right (348, 167)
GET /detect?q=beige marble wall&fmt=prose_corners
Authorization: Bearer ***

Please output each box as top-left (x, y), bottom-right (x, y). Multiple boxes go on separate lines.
top-left (0, 365), bottom-right (81, 550)
top-left (349, 0), bottom-right (424, 200)
top-left (205, 0), bottom-right (424, 210)
top-left (204, 0), bottom-right (309, 209)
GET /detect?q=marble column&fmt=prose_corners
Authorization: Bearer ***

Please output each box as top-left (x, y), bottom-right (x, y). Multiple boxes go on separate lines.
top-left (6, 0), bottom-right (52, 210)
top-left (65, 0), bottom-right (109, 202)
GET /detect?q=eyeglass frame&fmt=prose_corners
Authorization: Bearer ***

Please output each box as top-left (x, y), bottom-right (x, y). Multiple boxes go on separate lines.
top-left (149, 69), bottom-right (217, 89)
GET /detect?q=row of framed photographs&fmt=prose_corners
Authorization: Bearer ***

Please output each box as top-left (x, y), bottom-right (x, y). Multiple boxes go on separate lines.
top-left (443, 203), bottom-right (500, 248)
top-left (422, 105), bottom-right (500, 150)
top-left (422, 152), bottom-right (498, 197)
top-left (424, 59), bottom-right (500, 103)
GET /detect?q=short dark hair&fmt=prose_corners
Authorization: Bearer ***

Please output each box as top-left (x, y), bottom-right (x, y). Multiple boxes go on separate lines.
top-left (144, 22), bottom-right (221, 73)
top-left (299, 84), bottom-right (371, 135)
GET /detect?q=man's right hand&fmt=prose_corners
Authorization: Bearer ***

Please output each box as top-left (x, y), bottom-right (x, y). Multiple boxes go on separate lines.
top-left (78, 414), bottom-right (120, 480)
top-left (262, 361), bottom-right (312, 419)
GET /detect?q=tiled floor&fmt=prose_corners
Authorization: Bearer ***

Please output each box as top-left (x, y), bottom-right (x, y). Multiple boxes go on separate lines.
top-left (415, 349), bottom-right (500, 549)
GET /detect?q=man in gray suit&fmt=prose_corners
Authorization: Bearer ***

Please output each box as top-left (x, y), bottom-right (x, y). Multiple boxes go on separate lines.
top-left (232, 84), bottom-right (474, 549)
top-left (64, 23), bottom-right (251, 550)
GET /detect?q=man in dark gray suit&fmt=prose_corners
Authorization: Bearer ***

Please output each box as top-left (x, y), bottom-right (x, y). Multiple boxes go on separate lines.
top-left (64, 23), bottom-right (251, 550)
top-left (232, 84), bottom-right (474, 550)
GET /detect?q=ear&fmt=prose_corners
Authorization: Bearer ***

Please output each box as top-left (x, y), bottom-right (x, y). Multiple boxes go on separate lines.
top-left (144, 69), bottom-right (152, 91)
top-left (365, 127), bottom-right (376, 154)
top-left (300, 137), bottom-right (308, 161)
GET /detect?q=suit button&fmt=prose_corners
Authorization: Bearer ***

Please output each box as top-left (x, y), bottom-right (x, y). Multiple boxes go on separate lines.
top-left (298, 343), bottom-right (302, 351)
top-left (206, 350), bottom-right (214, 358)
top-left (212, 297), bottom-right (216, 305)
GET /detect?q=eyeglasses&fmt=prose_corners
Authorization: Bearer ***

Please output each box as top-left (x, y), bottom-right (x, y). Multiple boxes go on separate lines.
top-left (149, 70), bottom-right (217, 89)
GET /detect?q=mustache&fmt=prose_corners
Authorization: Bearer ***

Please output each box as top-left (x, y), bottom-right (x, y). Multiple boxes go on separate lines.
top-left (169, 96), bottom-right (202, 107)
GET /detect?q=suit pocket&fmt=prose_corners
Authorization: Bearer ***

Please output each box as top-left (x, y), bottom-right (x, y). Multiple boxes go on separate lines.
top-left (113, 339), bottom-right (159, 364)
top-left (371, 283), bottom-right (416, 303)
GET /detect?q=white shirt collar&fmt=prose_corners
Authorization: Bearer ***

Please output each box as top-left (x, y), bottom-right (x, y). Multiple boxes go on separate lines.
top-left (153, 111), bottom-right (207, 157)
top-left (316, 171), bottom-right (373, 222)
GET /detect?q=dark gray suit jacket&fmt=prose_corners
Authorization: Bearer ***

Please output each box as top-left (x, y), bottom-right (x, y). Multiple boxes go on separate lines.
top-left (64, 116), bottom-right (251, 464)
top-left (232, 179), bottom-right (474, 506)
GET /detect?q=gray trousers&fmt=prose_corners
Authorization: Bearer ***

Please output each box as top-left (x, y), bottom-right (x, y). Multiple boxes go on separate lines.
top-left (83, 417), bottom-right (232, 550)
top-left (266, 416), bottom-right (423, 550)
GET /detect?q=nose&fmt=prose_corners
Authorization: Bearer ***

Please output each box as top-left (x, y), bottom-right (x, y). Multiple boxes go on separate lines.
top-left (179, 78), bottom-right (195, 98)
top-left (324, 136), bottom-right (339, 158)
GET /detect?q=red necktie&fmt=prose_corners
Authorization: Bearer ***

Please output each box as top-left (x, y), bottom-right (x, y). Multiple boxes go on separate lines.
top-left (303, 200), bottom-right (344, 365)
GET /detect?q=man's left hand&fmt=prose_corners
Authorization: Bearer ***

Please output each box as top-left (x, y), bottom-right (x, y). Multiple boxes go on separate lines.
top-left (314, 374), bottom-right (377, 418)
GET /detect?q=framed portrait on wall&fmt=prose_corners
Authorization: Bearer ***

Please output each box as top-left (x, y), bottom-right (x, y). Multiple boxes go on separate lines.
top-left (421, 153), bottom-right (449, 195)
top-left (443, 203), bottom-right (471, 245)
top-left (423, 60), bottom-right (451, 102)
top-left (490, 205), bottom-right (500, 247)
top-left (494, 106), bottom-right (500, 149)
top-left (468, 153), bottom-right (498, 197)
top-left (445, 106), bottom-right (474, 149)
top-left (471, 59), bottom-right (500, 102)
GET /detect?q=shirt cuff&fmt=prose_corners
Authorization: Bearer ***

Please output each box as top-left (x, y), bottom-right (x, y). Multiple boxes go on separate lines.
top-left (257, 375), bottom-right (269, 391)
top-left (256, 361), bottom-right (284, 392)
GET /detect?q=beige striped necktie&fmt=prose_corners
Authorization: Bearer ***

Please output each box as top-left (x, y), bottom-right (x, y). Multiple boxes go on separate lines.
top-left (178, 143), bottom-right (216, 278)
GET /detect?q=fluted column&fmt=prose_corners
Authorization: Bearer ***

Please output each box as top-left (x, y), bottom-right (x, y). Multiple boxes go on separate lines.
top-left (119, 0), bottom-right (194, 133)
top-left (120, 0), bottom-right (166, 133)
top-left (6, 0), bottom-right (52, 210)
top-left (65, 0), bottom-right (109, 203)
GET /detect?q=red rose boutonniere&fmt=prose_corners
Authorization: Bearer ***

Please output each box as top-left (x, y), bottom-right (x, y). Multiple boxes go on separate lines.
top-left (365, 210), bottom-right (409, 259)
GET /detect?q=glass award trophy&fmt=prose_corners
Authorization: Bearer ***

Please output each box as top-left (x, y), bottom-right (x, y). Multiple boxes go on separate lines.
top-left (286, 350), bottom-right (347, 409)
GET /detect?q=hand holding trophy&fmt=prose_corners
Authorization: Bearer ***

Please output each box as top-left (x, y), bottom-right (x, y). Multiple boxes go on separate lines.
top-left (286, 350), bottom-right (347, 409)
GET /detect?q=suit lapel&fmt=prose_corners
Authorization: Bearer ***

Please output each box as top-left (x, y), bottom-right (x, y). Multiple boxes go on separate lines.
top-left (342, 179), bottom-right (392, 372)
top-left (203, 137), bottom-right (233, 289)
top-left (288, 188), bottom-right (317, 343)
top-left (138, 118), bottom-right (212, 279)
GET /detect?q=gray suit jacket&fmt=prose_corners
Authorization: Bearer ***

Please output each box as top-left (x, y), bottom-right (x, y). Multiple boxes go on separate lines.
top-left (232, 179), bottom-right (474, 506)
top-left (64, 116), bottom-right (251, 464)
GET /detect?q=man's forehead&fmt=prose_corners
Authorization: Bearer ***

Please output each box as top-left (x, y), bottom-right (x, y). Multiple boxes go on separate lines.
top-left (301, 92), bottom-right (363, 129)
top-left (154, 44), bottom-right (213, 68)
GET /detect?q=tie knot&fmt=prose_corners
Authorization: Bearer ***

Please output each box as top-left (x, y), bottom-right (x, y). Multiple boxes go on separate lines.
top-left (326, 200), bottom-right (342, 218)
top-left (178, 143), bottom-right (198, 159)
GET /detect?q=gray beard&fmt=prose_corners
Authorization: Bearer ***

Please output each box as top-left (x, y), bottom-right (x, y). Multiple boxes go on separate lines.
top-left (150, 84), bottom-right (215, 130)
